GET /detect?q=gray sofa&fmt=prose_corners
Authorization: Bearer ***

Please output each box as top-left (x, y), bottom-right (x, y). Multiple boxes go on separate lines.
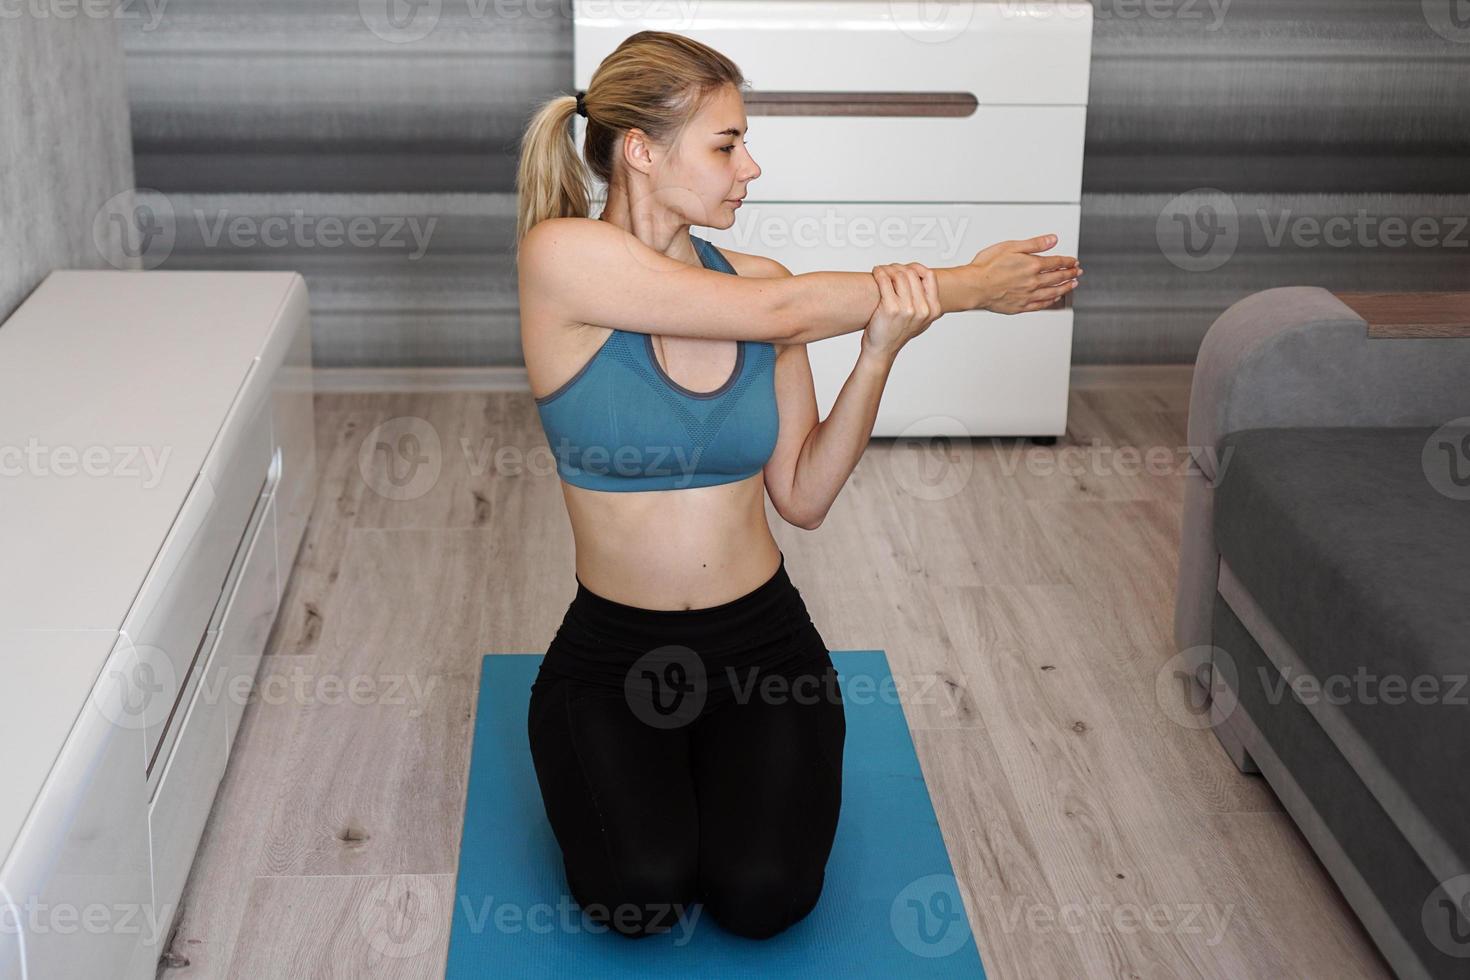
top-left (1173, 287), bottom-right (1470, 980)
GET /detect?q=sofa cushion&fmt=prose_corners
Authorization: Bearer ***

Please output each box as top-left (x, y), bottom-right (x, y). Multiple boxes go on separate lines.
top-left (1212, 425), bottom-right (1470, 879)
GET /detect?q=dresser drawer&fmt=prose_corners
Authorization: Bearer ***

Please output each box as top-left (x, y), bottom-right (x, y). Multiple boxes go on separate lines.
top-left (575, 1), bottom-right (1092, 104)
top-left (147, 480), bottom-right (279, 935)
top-left (807, 304), bottom-right (1075, 435)
top-left (123, 363), bottom-right (275, 776)
top-left (682, 109), bottom-right (1085, 204)
top-left (575, 0), bottom-right (1092, 202)
top-left (145, 622), bottom-right (227, 938)
top-left (220, 489), bottom-right (281, 751)
top-left (144, 451), bottom-right (280, 803)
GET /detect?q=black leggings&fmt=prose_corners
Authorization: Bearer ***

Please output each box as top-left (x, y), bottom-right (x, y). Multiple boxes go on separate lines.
top-left (526, 553), bottom-right (847, 940)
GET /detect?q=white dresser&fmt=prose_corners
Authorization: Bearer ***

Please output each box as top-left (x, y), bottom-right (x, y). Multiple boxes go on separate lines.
top-left (0, 271), bottom-right (315, 979)
top-left (575, 0), bottom-right (1093, 437)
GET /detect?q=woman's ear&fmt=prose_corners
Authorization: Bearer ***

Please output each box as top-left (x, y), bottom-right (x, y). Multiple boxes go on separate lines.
top-left (619, 128), bottom-right (658, 177)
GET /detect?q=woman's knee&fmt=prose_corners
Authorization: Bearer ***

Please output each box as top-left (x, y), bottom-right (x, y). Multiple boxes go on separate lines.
top-left (579, 849), bottom-right (701, 939)
top-left (702, 860), bottom-right (825, 940)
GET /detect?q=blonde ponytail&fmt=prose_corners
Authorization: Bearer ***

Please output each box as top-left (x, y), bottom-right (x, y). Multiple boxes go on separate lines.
top-left (514, 93), bottom-right (592, 248)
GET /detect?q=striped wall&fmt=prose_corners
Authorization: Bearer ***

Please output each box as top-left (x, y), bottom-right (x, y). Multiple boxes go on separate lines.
top-left (119, 0), bottom-right (1470, 366)
top-left (1079, 0), bottom-right (1470, 361)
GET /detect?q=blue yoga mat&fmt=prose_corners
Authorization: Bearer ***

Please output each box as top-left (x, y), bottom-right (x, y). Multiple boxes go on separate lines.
top-left (447, 650), bottom-right (986, 978)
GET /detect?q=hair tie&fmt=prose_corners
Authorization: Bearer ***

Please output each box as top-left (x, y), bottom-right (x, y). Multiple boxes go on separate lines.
top-left (574, 90), bottom-right (587, 118)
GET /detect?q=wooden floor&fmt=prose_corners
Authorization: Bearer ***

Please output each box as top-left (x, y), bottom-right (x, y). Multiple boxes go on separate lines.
top-left (159, 365), bottom-right (1391, 979)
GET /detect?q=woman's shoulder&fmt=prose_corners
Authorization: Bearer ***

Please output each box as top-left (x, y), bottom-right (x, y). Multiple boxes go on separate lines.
top-left (699, 239), bottom-right (792, 281)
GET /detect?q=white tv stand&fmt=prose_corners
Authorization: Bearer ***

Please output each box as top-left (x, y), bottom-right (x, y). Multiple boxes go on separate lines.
top-left (0, 271), bottom-right (315, 979)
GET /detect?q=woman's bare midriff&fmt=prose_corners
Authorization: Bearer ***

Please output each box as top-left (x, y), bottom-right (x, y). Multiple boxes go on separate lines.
top-left (560, 473), bottom-right (783, 610)
top-left (523, 233), bottom-right (785, 611)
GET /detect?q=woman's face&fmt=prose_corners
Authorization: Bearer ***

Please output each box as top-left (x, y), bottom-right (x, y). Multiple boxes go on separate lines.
top-left (643, 84), bottom-right (760, 230)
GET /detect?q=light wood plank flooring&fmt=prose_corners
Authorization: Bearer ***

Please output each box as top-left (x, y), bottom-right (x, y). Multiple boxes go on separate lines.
top-left (157, 365), bottom-right (1391, 979)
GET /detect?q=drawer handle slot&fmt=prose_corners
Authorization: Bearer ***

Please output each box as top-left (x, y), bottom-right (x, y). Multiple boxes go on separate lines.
top-left (744, 91), bottom-right (977, 117)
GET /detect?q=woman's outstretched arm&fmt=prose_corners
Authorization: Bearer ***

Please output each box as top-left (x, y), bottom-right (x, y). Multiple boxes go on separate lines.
top-left (786, 235), bottom-right (1081, 345)
top-left (518, 218), bottom-right (1078, 347)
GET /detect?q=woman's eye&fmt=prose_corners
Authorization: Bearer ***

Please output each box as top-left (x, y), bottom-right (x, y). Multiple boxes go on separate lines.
top-left (720, 141), bottom-right (748, 154)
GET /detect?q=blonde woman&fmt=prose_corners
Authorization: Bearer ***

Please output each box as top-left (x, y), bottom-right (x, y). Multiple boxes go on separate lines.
top-left (515, 31), bottom-right (1081, 941)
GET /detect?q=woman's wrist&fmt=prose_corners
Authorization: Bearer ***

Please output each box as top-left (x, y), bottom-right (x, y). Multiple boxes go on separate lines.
top-left (856, 340), bottom-right (898, 372)
top-left (935, 264), bottom-right (993, 314)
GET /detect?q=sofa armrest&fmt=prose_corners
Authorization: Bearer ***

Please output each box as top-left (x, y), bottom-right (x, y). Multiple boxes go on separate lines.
top-left (1174, 285), bottom-right (1470, 675)
top-left (1186, 286), bottom-right (1470, 481)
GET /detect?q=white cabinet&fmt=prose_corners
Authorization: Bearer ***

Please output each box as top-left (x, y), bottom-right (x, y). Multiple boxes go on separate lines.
top-left (0, 632), bottom-right (152, 980)
top-left (0, 271), bottom-right (316, 980)
top-left (574, 0), bottom-right (1094, 436)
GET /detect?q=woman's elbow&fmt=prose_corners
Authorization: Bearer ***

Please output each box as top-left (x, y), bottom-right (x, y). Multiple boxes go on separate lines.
top-left (785, 507), bottom-right (825, 531)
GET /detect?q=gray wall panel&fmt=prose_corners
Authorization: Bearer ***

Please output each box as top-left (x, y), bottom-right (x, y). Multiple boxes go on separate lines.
top-left (1077, 190), bottom-right (1470, 362)
top-left (1086, 0), bottom-right (1469, 193)
top-left (1077, 0), bottom-right (1470, 361)
top-left (129, 190), bottom-right (523, 367)
top-left (125, 0), bottom-right (564, 192)
top-left (119, 0), bottom-right (1470, 366)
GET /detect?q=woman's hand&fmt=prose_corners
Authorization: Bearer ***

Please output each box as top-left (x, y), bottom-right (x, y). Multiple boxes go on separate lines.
top-left (967, 234), bottom-right (1082, 314)
top-left (860, 262), bottom-right (942, 361)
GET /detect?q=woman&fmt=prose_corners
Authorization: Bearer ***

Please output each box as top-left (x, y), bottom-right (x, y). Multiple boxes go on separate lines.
top-left (514, 31), bottom-right (1081, 941)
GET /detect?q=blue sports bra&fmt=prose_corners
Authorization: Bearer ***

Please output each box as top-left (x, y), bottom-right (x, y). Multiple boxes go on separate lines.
top-left (533, 233), bottom-right (780, 492)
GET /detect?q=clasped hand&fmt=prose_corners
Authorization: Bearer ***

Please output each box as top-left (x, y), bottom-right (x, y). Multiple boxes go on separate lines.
top-left (860, 235), bottom-right (1083, 359)
top-left (859, 263), bottom-right (942, 360)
